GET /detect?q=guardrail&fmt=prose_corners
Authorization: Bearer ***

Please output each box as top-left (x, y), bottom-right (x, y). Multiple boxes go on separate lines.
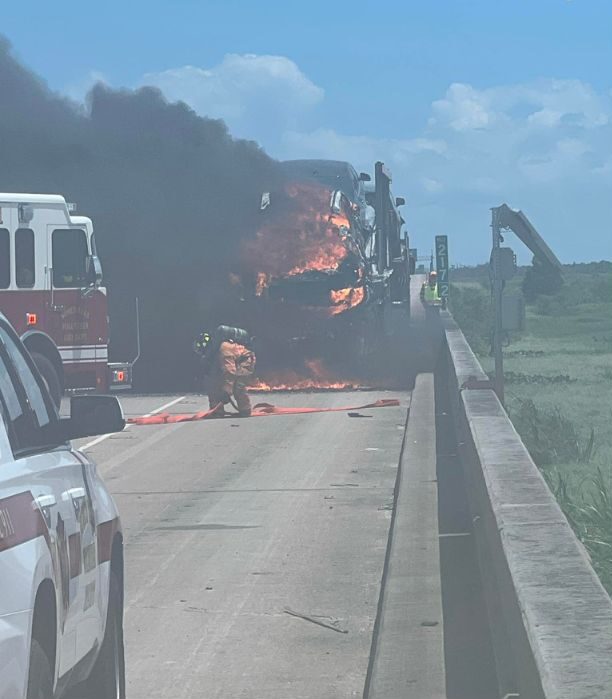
top-left (440, 311), bottom-right (612, 699)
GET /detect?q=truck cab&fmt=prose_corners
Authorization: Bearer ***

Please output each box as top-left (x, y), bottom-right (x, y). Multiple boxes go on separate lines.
top-left (0, 194), bottom-right (130, 405)
top-left (280, 159), bottom-right (372, 231)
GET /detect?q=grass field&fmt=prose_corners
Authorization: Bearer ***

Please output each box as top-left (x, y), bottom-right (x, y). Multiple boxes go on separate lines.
top-left (450, 262), bottom-right (612, 593)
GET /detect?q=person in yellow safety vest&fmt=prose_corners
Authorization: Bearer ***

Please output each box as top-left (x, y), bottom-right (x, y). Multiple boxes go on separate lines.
top-left (421, 270), bottom-right (442, 305)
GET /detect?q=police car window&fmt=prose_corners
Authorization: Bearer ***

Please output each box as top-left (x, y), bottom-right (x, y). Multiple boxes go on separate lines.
top-left (0, 350), bottom-right (37, 451)
top-left (15, 228), bottom-right (35, 288)
top-left (0, 229), bottom-right (9, 288)
top-left (52, 228), bottom-right (88, 288)
top-left (0, 354), bottom-right (23, 422)
top-left (0, 327), bottom-right (52, 430)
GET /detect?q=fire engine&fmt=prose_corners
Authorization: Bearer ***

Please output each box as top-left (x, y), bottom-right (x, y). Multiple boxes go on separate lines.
top-left (0, 193), bottom-right (133, 406)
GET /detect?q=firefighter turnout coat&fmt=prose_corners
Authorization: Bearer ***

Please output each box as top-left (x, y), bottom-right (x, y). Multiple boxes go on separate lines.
top-left (208, 341), bottom-right (256, 415)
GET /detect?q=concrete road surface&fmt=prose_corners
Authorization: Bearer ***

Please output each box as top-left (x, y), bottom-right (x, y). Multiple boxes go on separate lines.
top-left (75, 390), bottom-right (409, 698)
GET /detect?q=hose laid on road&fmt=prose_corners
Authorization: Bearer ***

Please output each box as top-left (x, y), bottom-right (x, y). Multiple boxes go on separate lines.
top-left (251, 399), bottom-right (400, 415)
top-left (126, 398), bottom-right (400, 425)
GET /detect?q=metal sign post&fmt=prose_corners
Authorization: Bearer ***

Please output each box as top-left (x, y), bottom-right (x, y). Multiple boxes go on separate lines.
top-left (435, 235), bottom-right (450, 304)
top-left (491, 209), bottom-right (505, 403)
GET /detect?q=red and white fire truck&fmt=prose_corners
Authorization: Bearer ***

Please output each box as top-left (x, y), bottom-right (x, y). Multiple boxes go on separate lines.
top-left (0, 193), bottom-right (132, 406)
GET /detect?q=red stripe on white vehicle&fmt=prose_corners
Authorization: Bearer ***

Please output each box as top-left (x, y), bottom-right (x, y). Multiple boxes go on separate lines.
top-left (97, 517), bottom-right (121, 564)
top-left (68, 532), bottom-right (82, 578)
top-left (0, 491), bottom-right (50, 553)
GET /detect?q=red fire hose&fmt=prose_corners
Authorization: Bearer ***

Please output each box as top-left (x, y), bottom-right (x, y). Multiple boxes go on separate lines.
top-left (126, 398), bottom-right (400, 425)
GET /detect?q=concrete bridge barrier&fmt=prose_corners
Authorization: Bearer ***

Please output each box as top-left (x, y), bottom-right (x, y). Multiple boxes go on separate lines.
top-left (441, 311), bottom-right (612, 699)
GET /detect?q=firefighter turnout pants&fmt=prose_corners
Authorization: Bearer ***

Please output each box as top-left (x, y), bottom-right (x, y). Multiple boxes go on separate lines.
top-left (208, 380), bottom-right (251, 416)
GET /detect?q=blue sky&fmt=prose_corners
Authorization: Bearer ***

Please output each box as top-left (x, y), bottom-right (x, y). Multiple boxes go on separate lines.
top-left (3, 0), bottom-right (611, 263)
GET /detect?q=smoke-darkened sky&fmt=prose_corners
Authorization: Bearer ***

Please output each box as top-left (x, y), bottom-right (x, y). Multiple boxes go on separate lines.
top-left (0, 37), bottom-right (282, 388)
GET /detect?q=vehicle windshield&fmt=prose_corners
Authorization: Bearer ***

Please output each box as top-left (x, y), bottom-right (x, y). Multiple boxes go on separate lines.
top-left (52, 228), bottom-right (89, 287)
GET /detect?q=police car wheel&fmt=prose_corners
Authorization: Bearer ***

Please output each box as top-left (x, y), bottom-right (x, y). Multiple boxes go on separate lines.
top-left (26, 640), bottom-right (53, 699)
top-left (82, 572), bottom-right (125, 699)
top-left (31, 352), bottom-right (61, 409)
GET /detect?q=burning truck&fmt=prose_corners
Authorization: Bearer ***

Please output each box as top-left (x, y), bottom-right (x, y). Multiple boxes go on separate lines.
top-left (227, 160), bottom-right (413, 385)
top-left (241, 180), bottom-right (368, 314)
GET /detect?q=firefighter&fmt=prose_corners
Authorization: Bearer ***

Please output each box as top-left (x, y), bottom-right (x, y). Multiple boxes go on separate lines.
top-left (195, 326), bottom-right (256, 416)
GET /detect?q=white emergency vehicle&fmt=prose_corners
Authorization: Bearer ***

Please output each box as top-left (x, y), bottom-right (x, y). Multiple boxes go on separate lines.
top-left (0, 312), bottom-right (125, 699)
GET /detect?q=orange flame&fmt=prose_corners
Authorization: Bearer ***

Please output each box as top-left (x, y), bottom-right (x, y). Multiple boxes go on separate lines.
top-left (250, 377), bottom-right (360, 392)
top-left (240, 181), bottom-right (357, 284)
top-left (285, 211), bottom-right (352, 276)
top-left (328, 286), bottom-right (366, 316)
top-left (250, 358), bottom-right (364, 392)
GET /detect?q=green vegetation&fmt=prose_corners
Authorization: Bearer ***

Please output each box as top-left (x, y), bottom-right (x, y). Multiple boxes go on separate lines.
top-left (447, 282), bottom-right (492, 355)
top-left (450, 262), bottom-right (612, 593)
top-left (522, 257), bottom-right (564, 301)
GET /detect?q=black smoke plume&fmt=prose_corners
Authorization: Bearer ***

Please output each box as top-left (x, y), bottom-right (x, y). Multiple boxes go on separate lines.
top-left (0, 37), bottom-right (283, 390)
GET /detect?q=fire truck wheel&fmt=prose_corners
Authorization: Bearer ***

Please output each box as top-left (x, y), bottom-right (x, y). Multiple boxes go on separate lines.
top-left (26, 640), bottom-right (53, 699)
top-left (31, 352), bottom-right (62, 408)
top-left (80, 571), bottom-right (125, 699)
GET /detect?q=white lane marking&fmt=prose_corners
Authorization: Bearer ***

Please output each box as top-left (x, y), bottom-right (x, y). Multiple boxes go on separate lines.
top-left (80, 395), bottom-right (187, 451)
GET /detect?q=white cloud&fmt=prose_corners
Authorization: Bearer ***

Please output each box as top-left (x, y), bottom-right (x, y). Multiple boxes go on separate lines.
top-left (131, 54), bottom-right (611, 262)
top-left (517, 137), bottom-right (594, 183)
top-left (527, 109), bottom-right (564, 128)
top-left (281, 128), bottom-right (446, 166)
top-left (430, 79), bottom-right (609, 132)
top-left (281, 79), bottom-right (611, 261)
top-left (510, 79), bottom-right (609, 129)
top-left (422, 177), bottom-right (443, 193)
top-left (431, 83), bottom-right (495, 131)
top-left (141, 54), bottom-right (323, 141)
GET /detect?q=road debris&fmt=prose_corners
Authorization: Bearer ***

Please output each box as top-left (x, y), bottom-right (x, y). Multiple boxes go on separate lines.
top-left (283, 607), bottom-right (348, 634)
